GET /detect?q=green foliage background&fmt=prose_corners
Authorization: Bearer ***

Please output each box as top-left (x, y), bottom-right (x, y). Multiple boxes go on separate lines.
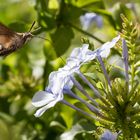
top-left (0, 0), bottom-right (139, 139)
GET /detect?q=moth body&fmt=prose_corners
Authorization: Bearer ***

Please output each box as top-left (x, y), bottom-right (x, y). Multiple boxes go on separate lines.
top-left (0, 23), bottom-right (33, 56)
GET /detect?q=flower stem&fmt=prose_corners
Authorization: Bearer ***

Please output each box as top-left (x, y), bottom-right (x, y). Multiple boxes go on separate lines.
top-left (78, 72), bottom-right (101, 98)
top-left (78, 72), bottom-right (111, 106)
top-left (61, 99), bottom-right (99, 120)
top-left (70, 76), bottom-right (98, 106)
top-left (97, 55), bottom-right (111, 88)
top-left (64, 88), bottom-right (113, 121)
top-left (65, 88), bottom-right (100, 114)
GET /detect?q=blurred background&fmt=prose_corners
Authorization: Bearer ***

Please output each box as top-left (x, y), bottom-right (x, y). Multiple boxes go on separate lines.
top-left (0, 0), bottom-right (139, 139)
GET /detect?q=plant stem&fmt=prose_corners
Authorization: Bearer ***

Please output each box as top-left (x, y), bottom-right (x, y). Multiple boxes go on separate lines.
top-left (68, 22), bottom-right (105, 44)
top-left (61, 99), bottom-right (98, 120)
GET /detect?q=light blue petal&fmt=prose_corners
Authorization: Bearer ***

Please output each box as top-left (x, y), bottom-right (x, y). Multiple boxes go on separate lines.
top-left (34, 93), bottom-right (63, 117)
top-left (32, 91), bottom-right (55, 107)
top-left (96, 35), bottom-right (120, 58)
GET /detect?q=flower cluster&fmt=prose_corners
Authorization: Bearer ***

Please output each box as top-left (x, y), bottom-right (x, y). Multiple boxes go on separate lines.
top-left (32, 35), bottom-right (120, 117)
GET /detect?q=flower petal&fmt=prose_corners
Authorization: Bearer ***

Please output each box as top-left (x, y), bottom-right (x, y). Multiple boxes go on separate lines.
top-left (69, 44), bottom-right (89, 61)
top-left (32, 91), bottom-right (55, 107)
top-left (80, 12), bottom-right (103, 30)
top-left (34, 106), bottom-right (48, 117)
top-left (100, 130), bottom-right (117, 140)
top-left (97, 35), bottom-right (120, 58)
top-left (68, 44), bottom-right (96, 64)
top-left (34, 93), bottom-right (63, 117)
top-left (47, 71), bottom-right (65, 94)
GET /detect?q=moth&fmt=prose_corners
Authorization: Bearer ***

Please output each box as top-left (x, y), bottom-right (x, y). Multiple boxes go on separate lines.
top-left (0, 21), bottom-right (38, 56)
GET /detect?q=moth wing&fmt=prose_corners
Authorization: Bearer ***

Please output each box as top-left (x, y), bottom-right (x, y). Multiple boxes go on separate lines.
top-left (0, 22), bottom-right (18, 49)
top-left (0, 23), bottom-right (31, 56)
top-left (0, 23), bottom-right (17, 35)
top-left (0, 35), bottom-right (15, 49)
top-left (0, 34), bottom-right (19, 56)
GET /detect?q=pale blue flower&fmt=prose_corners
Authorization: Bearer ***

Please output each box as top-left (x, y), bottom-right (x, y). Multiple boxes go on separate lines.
top-left (32, 70), bottom-right (68, 117)
top-left (68, 35), bottom-right (120, 65)
top-left (100, 130), bottom-right (118, 140)
top-left (86, 35), bottom-right (120, 58)
top-left (32, 67), bottom-right (75, 117)
top-left (46, 70), bottom-right (71, 94)
top-left (80, 12), bottom-right (103, 30)
top-left (32, 62), bottom-right (76, 117)
top-left (96, 35), bottom-right (120, 57)
top-left (67, 44), bottom-right (96, 66)
top-left (32, 35), bottom-right (120, 117)
top-left (32, 90), bottom-right (63, 117)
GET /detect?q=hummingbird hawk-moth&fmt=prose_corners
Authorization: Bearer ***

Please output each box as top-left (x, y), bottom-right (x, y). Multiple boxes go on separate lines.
top-left (0, 21), bottom-right (36, 56)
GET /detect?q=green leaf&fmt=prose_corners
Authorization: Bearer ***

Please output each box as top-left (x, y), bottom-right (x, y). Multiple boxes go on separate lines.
top-left (60, 105), bottom-right (74, 129)
top-left (43, 42), bottom-right (57, 60)
top-left (64, 5), bottom-right (83, 22)
top-left (9, 22), bottom-right (27, 32)
top-left (84, 72), bottom-right (98, 81)
top-left (71, 0), bottom-right (103, 8)
top-left (38, 14), bottom-right (56, 30)
top-left (0, 64), bottom-right (10, 81)
top-left (0, 119), bottom-right (9, 140)
top-left (50, 121), bottom-right (66, 132)
top-left (51, 26), bottom-right (74, 56)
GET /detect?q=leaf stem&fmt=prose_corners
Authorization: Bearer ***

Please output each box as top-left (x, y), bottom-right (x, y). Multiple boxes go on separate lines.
top-left (68, 22), bottom-right (105, 44)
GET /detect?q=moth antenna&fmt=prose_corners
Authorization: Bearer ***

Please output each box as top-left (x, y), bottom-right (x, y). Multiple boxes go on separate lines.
top-left (29, 23), bottom-right (53, 45)
top-left (29, 21), bottom-right (36, 32)
top-left (31, 26), bottom-right (41, 33)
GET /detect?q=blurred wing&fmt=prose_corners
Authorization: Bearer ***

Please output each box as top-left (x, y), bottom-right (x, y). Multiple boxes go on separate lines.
top-left (0, 22), bottom-right (17, 50)
top-left (0, 35), bottom-right (14, 48)
top-left (0, 33), bottom-right (24, 56)
top-left (0, 22), bottom-right (16, 36)
top-left (0, 23), bottom-right (28, 56)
